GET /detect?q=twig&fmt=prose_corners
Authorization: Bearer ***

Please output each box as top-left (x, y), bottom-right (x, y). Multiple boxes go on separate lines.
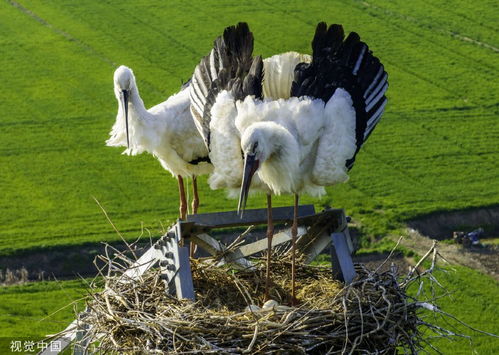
top-left (92, 196), bottom-right (137, 260)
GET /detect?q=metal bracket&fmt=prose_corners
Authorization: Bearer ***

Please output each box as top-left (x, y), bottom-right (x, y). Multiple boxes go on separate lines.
top-left (331, 232), bottom-right (357, 284)
top-left (185, 204), bottom-right (316, 228)
top-left (155, 223), bottom-right (195, 300)
top-left (128, 223), bottom-right (195, 300)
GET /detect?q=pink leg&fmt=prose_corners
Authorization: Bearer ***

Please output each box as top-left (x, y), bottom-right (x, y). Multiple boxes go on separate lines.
top-left (264, 194), bottom-right (274, 300)
top-left (178, 176), bottom-right (187, 220)
top-left (190, 176), bottom-right (199, 258)
top-left (291, 194), bottom-right (299, 306)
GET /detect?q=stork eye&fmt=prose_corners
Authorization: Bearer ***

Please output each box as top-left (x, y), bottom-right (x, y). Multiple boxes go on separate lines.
top-left (252, 142), bottom-right (258, 152)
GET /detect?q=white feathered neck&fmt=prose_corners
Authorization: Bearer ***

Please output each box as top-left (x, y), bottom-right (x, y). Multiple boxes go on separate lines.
top-left (107, 74), bottom-right (153, 155)
top-left (106, 67), bottom-right (211, 178)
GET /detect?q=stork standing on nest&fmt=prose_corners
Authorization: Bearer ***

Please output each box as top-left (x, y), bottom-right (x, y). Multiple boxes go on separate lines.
top-left (191, 22), bottom-right (388, 303)
top-left (190, 23), bottom-right (280, 299)
top-left (189, 24), bottom-right (311, 300)
top-left (237, 22), bottom-right (388, 303)
top-left (108, 66), bottom-right (212, 230)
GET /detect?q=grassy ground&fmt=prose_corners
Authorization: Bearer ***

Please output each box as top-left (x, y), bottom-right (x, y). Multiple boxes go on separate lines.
top-left (0, 0), bottom-right (498, 254)
top-left (415, 265), bottom-right (499, 354)
top-left (0, 0), bottom-right (498, 353)
top-left (482, 238), bottom-right (499, 246)
top-left (0, 279), bottom-right (87, 353)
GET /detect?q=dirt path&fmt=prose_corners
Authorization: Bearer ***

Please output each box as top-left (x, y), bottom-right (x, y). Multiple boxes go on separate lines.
top-left (396, 229), bottom-right (498, 280)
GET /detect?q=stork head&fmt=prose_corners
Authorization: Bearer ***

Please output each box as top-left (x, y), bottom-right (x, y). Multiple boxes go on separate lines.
top-left (113, 65), bottom-right (135, 149)
top-left (114, 65), bottom-right (135, 92)
top-left (238, 126), bottom-right (269, 215)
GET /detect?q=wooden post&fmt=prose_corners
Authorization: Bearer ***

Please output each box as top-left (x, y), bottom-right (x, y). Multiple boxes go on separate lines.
top-left (47, 205), bottom-right (362, 354)
top-left (330, 232), bottom-right (357, 284)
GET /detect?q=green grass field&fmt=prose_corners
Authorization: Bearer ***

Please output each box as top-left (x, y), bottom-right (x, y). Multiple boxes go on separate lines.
top-left (409, 265), bottom-right (498, 354)
top-left (1, 0), bottom-right (497, 254)
top-left (1, 0), bottom-right (498, 353)
top-left (0, 279), bottom-right (87, 353)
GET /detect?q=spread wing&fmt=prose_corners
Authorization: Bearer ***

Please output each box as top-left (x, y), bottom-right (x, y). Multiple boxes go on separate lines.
top-left (190, 22), bottom-right (263, 149)
top-left (292, 22), bottom-right (388, 170)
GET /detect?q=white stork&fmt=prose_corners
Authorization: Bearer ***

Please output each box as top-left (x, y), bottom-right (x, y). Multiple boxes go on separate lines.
top-left (190, 23), bottom-right (388, 303)
top-left (239, 23), bottom-right (388, 303)
top-left (107, 66), bottom-right (212, 228)
top-left (189, 24), bottom-right (280, 299)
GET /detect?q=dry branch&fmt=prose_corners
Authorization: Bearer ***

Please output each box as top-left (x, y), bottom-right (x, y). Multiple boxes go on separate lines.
top-left (63, 241), bottom-right (460, 355)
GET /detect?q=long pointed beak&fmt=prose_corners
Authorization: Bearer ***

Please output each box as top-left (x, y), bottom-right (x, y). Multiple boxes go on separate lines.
top-left (122, 90), bottom-right (130, 149)
top-left (238, 153), bottom-right (260, 216)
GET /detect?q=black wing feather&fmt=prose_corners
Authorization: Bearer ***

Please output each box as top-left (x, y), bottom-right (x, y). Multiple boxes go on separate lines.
top-left (291, 23), bottom-right (388, 170)
top-left (190, 22), bottom-right (263, 148)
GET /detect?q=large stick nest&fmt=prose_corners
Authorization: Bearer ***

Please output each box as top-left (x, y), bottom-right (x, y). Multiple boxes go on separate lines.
top-left (71, 242), bottom-right (448, 355)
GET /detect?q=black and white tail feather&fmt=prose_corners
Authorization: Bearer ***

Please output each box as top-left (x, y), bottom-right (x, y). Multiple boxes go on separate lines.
top-left (190, 22), bottom-right (263, 149)
top-left (292, 22), bottom-right (388, 170)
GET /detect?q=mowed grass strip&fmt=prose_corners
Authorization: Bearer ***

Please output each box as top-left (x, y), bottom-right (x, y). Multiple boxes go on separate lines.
top-left (410, 265), bottom-right (499, 354)
top-left (0, 0), bottom-right (498, 250)
top-left (1, 1), bottom-right (498, 353)
top-left (0, 279), bottom-right (87, 339)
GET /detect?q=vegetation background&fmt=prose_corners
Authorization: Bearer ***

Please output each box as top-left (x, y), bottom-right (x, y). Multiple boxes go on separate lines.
top-left (0, 0), bottom-right (497, 353)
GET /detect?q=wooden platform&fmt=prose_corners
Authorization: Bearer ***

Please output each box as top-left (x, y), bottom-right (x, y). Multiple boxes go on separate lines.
top-left (42, 205), bottom-right (356, 355)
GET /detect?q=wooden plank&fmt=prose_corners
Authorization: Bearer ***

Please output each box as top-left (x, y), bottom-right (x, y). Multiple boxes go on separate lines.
top-left (73, 321), bottom-right (91, 355)
top-left (121, 245), bottom-right (164, 281)
top-left (343, 226), bottom-right (355, 255)
top-left (302, 231), bottom-right (331, 264)
top-left (293, 209), bottom-right (351, 264)
top-left (190, 233), bottom-right (254, 269)
top-left (186, 205), bottom-right (315, 228)
top-left (331, 232), bottom-right (357, 284)
top-left (190, 233), bottom-right (226, 256)
top-left (40, 308), bottom-right (92, 355)
top-left (157, 223), bottom-right (195, 300)
top-left (174, 246), bottom-right (195, 300)
top-left (237, 231), bottom-right (292, 256)
top-left (295, 209), bottom-right (345, 252)
top-left (120, 224), bottom-right (195, 300)
top-left (296, 208), bottom-right (344, 227)
top-left (39, 320), bottom-right (78, 355)
top-left (122, 227), bottom-right (177, 281)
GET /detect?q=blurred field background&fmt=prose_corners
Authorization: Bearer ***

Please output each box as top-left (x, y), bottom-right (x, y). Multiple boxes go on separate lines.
top-left (0, 0), bottom-right (497, 353)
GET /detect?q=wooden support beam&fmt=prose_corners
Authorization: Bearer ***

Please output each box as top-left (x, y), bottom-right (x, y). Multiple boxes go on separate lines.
top-left (331, 232), bottom-right (357, 284)
top-left (45, 206), bottom-right (357, 355)
top-left (237, 231), bottom-right (292, 257)
top-left (191, 233), bottom-right (254, 269)
top-left (186, 205), bottom-right (315, 228)
top-left (296, 209), bottom-right (349, 264)
top-left (121, 224), bottom-right (194, 300)
top-left (191, 228), bottom-right (306, 268)
top-left (39, 320), bottom-right (78, 355)
top-left (122, 241), bottom-right (168, 280)
top-left (161, 223), bottom-right (195, 300)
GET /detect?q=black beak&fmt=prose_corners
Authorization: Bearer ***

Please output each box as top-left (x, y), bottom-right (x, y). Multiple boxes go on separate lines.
top-left (238, 153), bottom-right (260, 216)
top-left (122, 90), bottom-right (130, 149)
